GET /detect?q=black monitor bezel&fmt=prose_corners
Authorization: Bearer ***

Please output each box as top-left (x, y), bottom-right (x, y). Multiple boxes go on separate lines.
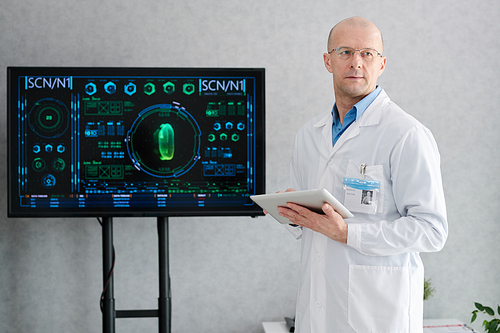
top-left (7, 66), bottom-right (266, 218)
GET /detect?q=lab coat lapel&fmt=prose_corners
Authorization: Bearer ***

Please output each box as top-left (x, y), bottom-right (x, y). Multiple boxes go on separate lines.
top-left (316, 112), bottom-right (333, 154)
top-left (313, 90), bottom-right (387, 188)
top-left (314, 91), bottom-right (387, 185)
top-left (316, 118), bottom-right (361, 189)
top-left (314, 113), bottom-right (335, 188)
top-left (314, 112), bottom-right (360, 158)
top-left (332, 121), bottom-right (360, 155)
top-left (332, 90), bottom-right (387, 154)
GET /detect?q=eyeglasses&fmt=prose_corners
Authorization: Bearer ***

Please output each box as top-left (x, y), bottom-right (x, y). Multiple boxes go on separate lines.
top-left (328, 47), bottom-right (382, 61)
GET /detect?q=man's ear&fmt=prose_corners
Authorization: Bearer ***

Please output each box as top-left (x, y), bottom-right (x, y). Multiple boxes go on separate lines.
top-left (378, 56), bottom-right (387, 76)
top-left (323, 53), bottom-right (334, 73)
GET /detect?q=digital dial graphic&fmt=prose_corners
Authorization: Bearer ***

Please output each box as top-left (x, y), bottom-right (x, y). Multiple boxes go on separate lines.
top-left (28, 98), bottom-right (69, 138)
top-left (126, 103), bottom-right (201, 178)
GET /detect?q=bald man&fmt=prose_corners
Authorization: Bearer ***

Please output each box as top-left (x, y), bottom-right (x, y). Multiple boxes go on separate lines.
top-left (277, 17), bottom-right (448, 332)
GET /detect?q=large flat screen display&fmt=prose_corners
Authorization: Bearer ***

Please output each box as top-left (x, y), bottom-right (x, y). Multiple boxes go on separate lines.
top-left (7, 67), bottom-right (265, 217)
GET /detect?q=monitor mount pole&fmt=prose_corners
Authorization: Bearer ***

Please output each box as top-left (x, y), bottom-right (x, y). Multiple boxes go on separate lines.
top-left (101, 217), bottom-right (171, 333)
top-left (102, 217), bottom-right (115, 333)
top-left (157, 216), bottom-right (172, 332)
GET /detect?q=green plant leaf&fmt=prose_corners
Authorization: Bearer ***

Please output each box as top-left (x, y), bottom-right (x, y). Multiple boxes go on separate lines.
top-left (476, 302), bottom-right (485, 311)
top-left (471, 312), bottom-right (477, 323)
top-left (486, 306), bottom-right (495, 316)
top-left (486, 321), bottom-right (498, 333)
top-left (492, 320), bottom-right (500, 332)
top-left (498, 305), bottom-right (500, 316)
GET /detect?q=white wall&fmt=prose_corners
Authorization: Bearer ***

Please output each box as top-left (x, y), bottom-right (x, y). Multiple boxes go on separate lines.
top-left (0, 1), bottom-right (499, 332)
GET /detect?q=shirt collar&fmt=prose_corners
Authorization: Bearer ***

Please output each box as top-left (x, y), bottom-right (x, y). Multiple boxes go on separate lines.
top-left (332, 85), bottom-right (382, 124)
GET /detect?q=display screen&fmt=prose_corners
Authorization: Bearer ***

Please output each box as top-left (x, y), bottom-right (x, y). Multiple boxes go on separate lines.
top-left (7, 67), bottom-right (265, 217)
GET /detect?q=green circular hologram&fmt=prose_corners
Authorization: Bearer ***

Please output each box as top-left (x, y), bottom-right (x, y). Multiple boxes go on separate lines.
top-left (127, 104), bottom-right (201, 178)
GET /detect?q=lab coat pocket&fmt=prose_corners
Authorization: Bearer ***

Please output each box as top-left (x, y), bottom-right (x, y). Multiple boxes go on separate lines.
top-left (348, 265), bottom-right (410, 333)
top-left (345, 160), bottom-right (385, 214)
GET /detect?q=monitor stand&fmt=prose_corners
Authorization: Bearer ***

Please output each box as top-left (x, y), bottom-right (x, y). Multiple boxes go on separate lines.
top-left (101, 216), bottom-right (171, 333)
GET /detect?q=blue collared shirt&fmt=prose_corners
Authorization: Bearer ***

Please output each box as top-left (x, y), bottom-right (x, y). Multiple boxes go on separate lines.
top-left (331, 86), bottom-right (381, 147)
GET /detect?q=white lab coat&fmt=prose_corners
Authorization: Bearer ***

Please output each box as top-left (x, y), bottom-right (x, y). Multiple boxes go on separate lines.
top-left (287, 90), bottom-right (448, 333)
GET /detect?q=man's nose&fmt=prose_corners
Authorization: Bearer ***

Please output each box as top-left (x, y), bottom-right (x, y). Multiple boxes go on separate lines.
top-left (350, 52), bottom-right (363, 68)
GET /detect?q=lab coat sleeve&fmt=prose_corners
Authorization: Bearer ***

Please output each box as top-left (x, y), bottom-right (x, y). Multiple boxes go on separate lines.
top-left (289, 133), bottom-right (303, 191)
top-left (284, 134), bottom-right (304, 239)
top-left (347, 125), bottom-right (448, 256)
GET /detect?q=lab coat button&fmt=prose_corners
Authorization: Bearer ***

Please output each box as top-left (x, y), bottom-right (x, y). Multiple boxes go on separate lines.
top-left (315, 301), bottom-right (322, 308)
top-left (316, 253), bottom-right (322, 261)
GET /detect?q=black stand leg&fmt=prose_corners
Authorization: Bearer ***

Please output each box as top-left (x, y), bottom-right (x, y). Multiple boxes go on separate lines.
top-left (101, 217), bottom-right (171, 333)
top-left (158, 217), bottom-right (171, 333)
top-left (102, 217), bottom-right (115, 333)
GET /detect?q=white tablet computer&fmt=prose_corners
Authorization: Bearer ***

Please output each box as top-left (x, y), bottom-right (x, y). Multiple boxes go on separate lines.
top-left (250, 188), bottom-right (354, 224)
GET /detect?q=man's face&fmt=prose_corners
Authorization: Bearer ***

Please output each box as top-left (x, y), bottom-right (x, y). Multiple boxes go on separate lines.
top-left (323, 25), bottom-right (386, 103)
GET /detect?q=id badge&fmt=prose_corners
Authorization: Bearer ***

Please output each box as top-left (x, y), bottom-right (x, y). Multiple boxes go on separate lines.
top-left (342, 177), bottom-right (380, 214)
